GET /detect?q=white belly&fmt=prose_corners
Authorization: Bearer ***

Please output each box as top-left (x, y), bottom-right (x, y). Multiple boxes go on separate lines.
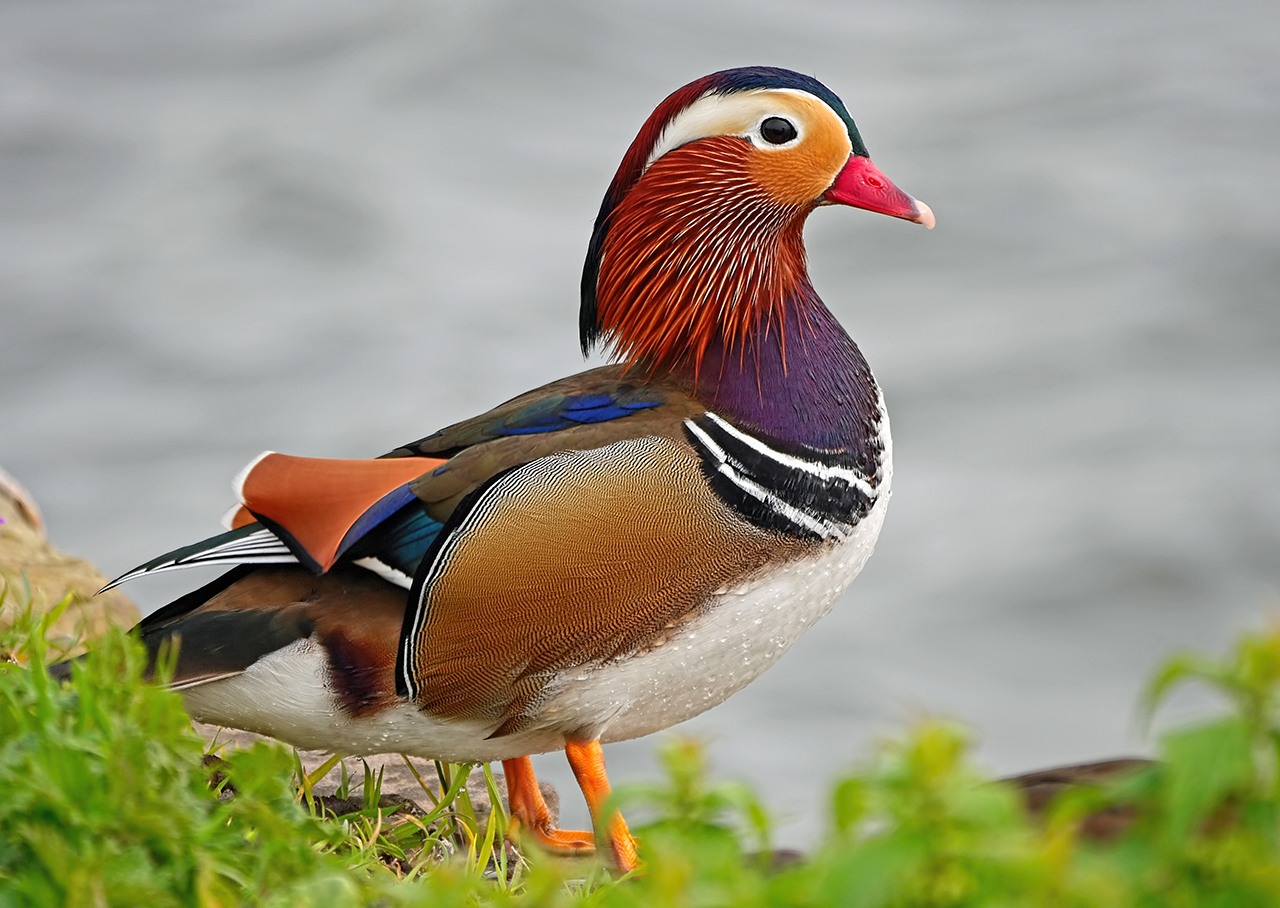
top-left (180, 641), bottom-right (573, 763)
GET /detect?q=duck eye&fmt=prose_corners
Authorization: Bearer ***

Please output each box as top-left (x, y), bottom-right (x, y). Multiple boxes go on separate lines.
top-left (759, 117), bottom-right (798, 145)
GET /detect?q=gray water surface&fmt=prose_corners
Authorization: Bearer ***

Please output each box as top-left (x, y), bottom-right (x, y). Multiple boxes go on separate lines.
top-left (2, 0), bottom-right (1278, 845)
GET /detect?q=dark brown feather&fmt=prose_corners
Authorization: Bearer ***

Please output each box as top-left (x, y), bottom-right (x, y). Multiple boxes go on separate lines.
top-left (141, 566), bottom-right (404, 717)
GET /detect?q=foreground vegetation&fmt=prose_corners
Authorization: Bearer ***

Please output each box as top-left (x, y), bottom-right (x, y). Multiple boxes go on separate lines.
top-left (4, 594), bottom-right (1280, 906)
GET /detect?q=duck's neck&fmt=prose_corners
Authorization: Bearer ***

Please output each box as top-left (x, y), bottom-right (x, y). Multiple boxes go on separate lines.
top-left (672, 283), bottom-right (881, 465)
top-left (590, 137), bottom-right (880, 462)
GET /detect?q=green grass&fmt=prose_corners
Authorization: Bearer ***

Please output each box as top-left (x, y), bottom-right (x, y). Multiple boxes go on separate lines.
top-left (5, 588), bottom-right (1280, 906)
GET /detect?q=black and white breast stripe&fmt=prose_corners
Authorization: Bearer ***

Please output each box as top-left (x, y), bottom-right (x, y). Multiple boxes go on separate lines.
top-left (683, 412), bottom-right (882, 541)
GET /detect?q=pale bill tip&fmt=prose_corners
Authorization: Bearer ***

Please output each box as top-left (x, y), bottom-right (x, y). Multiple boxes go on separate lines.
top-left (911, 198), bottom-right (936, 230)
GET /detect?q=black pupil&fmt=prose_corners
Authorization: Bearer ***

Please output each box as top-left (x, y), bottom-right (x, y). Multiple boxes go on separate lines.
top-left (760, 117), bottom-right (797, 145)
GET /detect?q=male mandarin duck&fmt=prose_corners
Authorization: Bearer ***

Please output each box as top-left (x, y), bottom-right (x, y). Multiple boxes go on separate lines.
top-left (97, 66), bottom-right (933, 871)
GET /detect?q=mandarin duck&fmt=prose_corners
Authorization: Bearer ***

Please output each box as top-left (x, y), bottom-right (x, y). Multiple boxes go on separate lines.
top-left (95, 66), bottom-right (933, 871)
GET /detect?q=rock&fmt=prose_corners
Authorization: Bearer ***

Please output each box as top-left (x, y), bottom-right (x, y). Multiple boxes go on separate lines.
top-left (1004, 757), bottom-right (1152, 841)
top-left (0, 466), bottom-right (139, 653)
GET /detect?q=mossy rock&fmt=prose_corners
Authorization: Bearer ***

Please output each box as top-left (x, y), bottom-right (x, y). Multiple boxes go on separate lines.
top-left (0, 466), bottom-right (139, 653)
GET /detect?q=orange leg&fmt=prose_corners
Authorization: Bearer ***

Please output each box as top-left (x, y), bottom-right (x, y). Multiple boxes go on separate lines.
top-left (501, 756), bottom-right (596, 857)
top-left (501, 743), bottom-right (640, 873)
top-left (564, 738), bottom-right (640, 873)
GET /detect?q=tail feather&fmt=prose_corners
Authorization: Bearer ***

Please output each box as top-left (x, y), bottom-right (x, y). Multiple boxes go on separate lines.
top-left (99, 525), bottom-right (297, 593)
top-left (138, 565), bottom-right (406, 716)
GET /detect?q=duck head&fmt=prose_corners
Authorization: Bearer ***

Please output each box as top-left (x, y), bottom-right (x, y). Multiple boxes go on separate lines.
top-left (580, 66), bottom-right (933, 384)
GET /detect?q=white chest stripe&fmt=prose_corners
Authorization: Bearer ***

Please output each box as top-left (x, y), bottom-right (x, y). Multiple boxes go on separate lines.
top-left (683, 418), bottom-right (852, 541)
top-left (702, 412), bottom-right (878, 496)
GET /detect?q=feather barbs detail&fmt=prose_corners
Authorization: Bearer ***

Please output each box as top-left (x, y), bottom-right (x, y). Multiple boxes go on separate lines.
top-left (593, 137), bottom-right (816, 383)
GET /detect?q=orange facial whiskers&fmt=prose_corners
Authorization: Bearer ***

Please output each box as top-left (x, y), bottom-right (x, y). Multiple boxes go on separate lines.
top-left (593, 137), bottom-right (814, 383)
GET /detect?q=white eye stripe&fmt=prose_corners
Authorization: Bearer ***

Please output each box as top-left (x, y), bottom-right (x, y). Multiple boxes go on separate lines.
top-left (644, 88), bottom-right (817, 172)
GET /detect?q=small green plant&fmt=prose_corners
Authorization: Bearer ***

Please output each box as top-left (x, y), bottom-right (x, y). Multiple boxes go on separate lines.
top-left (7, 578), bottom-right (1280, 907)
top-left (0, 597), bottom-right (359, 906)
top-left (298, 751), bottom-right (514, 883)
top-left (0, 593), bottom-right (523, 907)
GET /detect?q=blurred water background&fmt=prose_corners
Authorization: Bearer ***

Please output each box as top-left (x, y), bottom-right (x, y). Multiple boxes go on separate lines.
top-left (2, 0), bottom-right (1278, 845)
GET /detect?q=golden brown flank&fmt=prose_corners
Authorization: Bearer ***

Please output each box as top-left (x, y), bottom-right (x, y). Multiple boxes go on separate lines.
top-left (405, 435), bottom-right (813, 735)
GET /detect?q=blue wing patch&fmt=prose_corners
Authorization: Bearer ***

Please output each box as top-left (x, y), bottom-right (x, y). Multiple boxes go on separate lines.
top-left (346, 503), bottom-right (443, 577)
top-left (492, 392), bottom-right (661, 435)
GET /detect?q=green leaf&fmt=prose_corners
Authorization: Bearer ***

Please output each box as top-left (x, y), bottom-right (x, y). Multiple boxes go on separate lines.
top-left (832, 777), bottom-right (868, 836)
top-left (1162, 716), bottom-right (1254, 840)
